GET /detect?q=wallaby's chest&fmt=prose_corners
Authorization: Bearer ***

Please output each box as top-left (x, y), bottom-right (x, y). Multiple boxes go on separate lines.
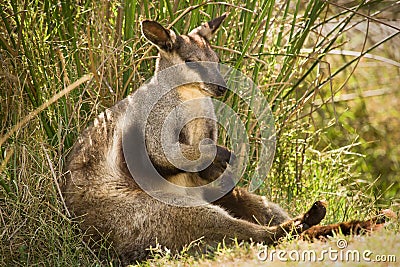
top-left (179, 117), bottom-right (215, 145)
top-left (144, 84), bottom-right (217, 156)
top-left (176, 86), bottom-right (217, 145)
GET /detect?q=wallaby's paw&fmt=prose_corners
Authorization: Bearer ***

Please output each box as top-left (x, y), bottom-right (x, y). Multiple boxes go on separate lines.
top-left (215, 145), bottom-right (234, 168)
top-left (302, 200), bottom-right (327, 227)
top-left (199, 146), bottom-right (235, 182)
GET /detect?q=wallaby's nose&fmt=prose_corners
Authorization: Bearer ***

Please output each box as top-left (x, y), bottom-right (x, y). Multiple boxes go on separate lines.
top-left (216, 85), bottom-right (228, 96)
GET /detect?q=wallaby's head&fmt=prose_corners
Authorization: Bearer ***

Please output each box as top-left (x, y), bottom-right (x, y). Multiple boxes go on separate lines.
top-left (141, 14), bottom-right (227, 97)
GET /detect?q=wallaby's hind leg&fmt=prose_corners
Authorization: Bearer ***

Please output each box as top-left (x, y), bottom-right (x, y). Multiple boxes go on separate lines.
top-left (213, 188), bottom-right (292, 226)
top-left (104, 192), bottom-right (326, 264)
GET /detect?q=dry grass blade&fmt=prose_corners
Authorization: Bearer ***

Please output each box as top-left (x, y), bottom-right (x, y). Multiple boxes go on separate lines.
top-left (324, 0), bottom-right (400, 32)
top-left (0, 74), bottom-right (93, 148)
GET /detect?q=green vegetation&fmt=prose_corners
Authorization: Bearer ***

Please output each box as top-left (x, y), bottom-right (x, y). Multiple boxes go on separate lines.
top-left (0, 0), bottom-right (399, 265)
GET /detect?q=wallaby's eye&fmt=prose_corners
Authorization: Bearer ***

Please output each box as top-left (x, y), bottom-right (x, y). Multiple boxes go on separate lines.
top-left (185, 60), bottom-right (199, 69)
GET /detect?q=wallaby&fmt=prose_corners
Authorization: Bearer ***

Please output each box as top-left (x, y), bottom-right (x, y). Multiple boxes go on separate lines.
top-left (62, 15), bottom-right (386, 264)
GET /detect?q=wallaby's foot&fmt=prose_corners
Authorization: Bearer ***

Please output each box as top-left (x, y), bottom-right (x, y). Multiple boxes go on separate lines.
top-left (300, 200), bottom-right (327, 227)
top-left (289, 200), bottom-right (327, 231)
top-left (301, 209), bottom-right (396, 240)
top-left (267, 201), bottom-right (327, 243)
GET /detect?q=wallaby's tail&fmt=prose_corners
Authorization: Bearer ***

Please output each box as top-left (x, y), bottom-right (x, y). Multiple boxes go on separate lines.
top-left (301, 209), bottom-right (396, 240)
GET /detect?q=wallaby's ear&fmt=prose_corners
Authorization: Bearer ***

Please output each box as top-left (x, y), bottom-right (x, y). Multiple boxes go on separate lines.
top-left (189, 13), bottom-right (227, 41)
top-left (141, 20), bottom-right (175, 51)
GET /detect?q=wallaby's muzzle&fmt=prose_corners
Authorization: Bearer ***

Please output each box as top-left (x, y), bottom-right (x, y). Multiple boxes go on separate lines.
top-left (185, 61), bottom-right (228, 97)
top-left (201, 81), bottom-right (227, 97)
top-left (216, 85), bottom-right (228, 96)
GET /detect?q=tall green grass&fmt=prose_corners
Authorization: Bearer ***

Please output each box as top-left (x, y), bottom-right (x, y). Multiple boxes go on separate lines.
top-left (0, 0), bottom-right (398, 265)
